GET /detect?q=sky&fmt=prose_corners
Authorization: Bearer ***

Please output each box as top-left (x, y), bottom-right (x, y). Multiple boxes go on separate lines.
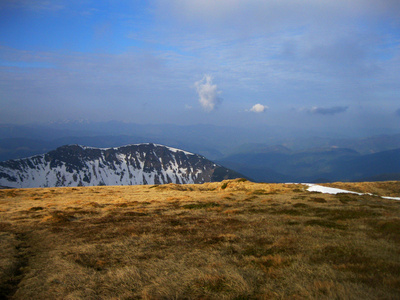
top-left (0, 0), bottom-right (399, 135)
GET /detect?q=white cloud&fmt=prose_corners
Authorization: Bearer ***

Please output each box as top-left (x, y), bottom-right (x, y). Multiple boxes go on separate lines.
top-left (249, 103), bottom-right (268, 113)
top-left (194, 75), bottom-right (222, 111)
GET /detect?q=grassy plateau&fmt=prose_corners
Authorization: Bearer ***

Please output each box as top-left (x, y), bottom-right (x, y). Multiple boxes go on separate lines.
top-left (0, 179), bottom-right (399, 299)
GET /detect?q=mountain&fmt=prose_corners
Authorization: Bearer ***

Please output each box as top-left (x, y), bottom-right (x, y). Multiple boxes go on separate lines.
top-left (330, 148), bottom-right (400, 181)
top-left (218, 147), bottom-right (400, 183)
top-left (228, 144), bottom-right (292, 155)
top-left (0, 144), bottom-right (243, 188)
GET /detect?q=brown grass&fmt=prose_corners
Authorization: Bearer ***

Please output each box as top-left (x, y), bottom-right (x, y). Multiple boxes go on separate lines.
top-left (322, 181), bottom-right (400, 197)
top-left (0, 179), bottom-right (399, 299)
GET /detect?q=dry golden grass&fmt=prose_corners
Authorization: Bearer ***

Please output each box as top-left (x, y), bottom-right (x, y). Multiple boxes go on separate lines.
top-left (322, 181), bottom-right (400, 197)
top-left (0, 179), bottom-right (399, 299)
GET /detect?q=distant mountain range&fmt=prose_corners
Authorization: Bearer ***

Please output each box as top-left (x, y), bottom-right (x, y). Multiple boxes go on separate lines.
top-left (1, 121), bottom-right (400, 162)
top-left (0, 144), bottom-right (243, 188)
top-left (218, 147), bottom-right (400, 183)
top-left (1, 121), bottom-right (399, 184)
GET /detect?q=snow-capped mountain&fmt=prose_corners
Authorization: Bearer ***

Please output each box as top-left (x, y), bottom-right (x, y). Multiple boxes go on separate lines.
top-left (0, 144), bottom-right (242, 188)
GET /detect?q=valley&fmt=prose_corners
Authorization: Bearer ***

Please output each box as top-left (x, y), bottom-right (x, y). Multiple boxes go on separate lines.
top-left (218, 147), bottom-right (400, 183)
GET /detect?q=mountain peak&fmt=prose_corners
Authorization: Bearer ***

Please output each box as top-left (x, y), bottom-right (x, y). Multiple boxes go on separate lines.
top-left (0, 143), bottom-right (242, 188)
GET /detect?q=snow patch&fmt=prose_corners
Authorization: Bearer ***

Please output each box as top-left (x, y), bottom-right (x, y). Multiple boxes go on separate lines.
top-left (80, 143), bottom-right (194, 155)
top-left (304, 184), bottom-right (364, 195)
top-left (382, 196), bottom-right (400, 201)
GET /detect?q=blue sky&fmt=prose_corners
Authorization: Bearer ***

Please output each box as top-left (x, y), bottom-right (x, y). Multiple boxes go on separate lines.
top-left (0, 0), bottom-right (399, 135)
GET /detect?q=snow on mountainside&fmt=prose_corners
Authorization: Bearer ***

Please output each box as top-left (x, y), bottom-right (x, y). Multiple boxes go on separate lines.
top-left (0, 143), bottom-right (242, 188)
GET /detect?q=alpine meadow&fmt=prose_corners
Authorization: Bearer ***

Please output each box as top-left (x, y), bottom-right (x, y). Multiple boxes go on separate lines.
top-left (1, 179), bottom-right (400, 299)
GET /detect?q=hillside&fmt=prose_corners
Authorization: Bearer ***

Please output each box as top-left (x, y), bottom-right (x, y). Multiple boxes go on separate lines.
top-left (0, 144), bottom-right (242, 188)
top-left (1, 179), bottom-right (399, 299)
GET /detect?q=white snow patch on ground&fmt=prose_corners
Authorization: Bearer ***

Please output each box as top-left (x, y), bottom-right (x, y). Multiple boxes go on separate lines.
top-left (382, 196), bottom-right (400, 200)
top-left (161, 145), bottom-right (194, 155)
top-left (304, 183), bottom-right (400, 201)
top-left (304, 184), bottom-right (364, 195)
top-left (81, 144), bottom-right (195, 155)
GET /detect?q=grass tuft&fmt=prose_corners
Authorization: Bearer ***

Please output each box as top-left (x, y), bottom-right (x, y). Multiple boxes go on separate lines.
top-left (305, 219), bottom-right (347, 230)
top-left (309, 197), bottom-right (327, 203)
top-left (221, 182), bottom-right (229, 190)
top-left (370, 218), bottom-right (400, 242)
top-left (182, 202), bottom-right (220, 209)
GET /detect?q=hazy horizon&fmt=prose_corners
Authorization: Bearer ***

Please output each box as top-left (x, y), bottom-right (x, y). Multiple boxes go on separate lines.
top-left (1, 1), bottom-right (399, 136)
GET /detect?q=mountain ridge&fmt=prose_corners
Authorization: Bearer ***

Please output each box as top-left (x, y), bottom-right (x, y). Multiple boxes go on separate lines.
top-left (0, 143), bottom-right (243, 188)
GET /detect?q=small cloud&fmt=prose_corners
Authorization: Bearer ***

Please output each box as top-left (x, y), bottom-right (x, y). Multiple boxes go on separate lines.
top-left (194, 75), bottom-right (222, 112)
top-left (185, 104), bottom-right (193, 110)
top-left (249, 103), bottom-right (268, 113)
top-left (309, 106), bottom-right (348, 115)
